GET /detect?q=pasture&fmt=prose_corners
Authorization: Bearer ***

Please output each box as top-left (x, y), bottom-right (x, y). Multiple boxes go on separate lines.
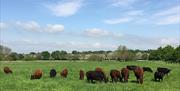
top-left (0, 61), bottom-right (180, 91)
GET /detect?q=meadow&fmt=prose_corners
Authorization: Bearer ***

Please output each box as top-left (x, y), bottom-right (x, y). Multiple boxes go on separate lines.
top-left (0, 61), bottom-right (180, 91)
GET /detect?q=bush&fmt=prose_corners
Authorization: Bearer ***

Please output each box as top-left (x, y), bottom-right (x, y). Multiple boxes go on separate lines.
top-left (87, 54), bottom-right (104, 61)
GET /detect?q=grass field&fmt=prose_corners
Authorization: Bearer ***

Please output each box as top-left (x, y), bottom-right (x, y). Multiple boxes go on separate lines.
top-left (0, 61), bottom-right (180, 91)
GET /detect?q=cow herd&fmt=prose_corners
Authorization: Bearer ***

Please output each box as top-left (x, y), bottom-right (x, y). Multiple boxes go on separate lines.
top-left (2, 65), bottom-right (171, 84)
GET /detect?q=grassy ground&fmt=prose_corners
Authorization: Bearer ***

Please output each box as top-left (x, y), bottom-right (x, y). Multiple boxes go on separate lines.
top-left (0, 61), bottom-right (179, 91)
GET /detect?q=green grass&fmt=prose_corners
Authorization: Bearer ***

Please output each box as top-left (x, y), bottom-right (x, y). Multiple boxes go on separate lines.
top-left (0, 61), bottom-right (180, 91)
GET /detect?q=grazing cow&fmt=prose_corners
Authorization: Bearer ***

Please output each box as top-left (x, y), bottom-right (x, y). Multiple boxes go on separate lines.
top-left (31, 69), bottom-right (42, 80)
top-left (134, 67), bottom-right (144, 84)
top-left (127, 65), bottom-right (137, 71)
top-left (110, 70), bottom-right (122, 82)
top-left (154, 71), bottom-right (164, 81)
top-left (86, 71), bottom-right (108, 83)
top-left (61, 69), bottom-right (68, 78)
top-left (143, 67), bottom-right (153, 72)
top-left (50, 69), bottom-right (57, 78)
top-left (121, 68), bottom-right (129, 82)
top-left (95, 67), bottom-right (103, 72)
top-left (4, 67), bottom-right (13, 74)
top-left (79, 70), bottom-right (84, 80)
top-left (157, 67), bottom-right (171, 75)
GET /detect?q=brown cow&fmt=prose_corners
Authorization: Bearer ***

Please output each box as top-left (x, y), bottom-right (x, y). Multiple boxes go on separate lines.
top-left (121, 68), bottom-right (129, 82)
top-left (31, 69), bottom-right (42, 80)
top-left (134, 67), bottom-right (144, 84)
top-left (110, 70), bottom-right (122, 82)
top-left (79, 70), bottom-right (84, 80)
top-left (61, 69), bottom-right (68, 78)
top-left (4, 67), bottom-right (13, 74)
top-left (95, 67), bottom-right (103, 72)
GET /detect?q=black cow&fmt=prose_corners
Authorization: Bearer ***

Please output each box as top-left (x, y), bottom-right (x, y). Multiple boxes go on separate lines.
top-left (110, 70), bottom-right (122, 82)
top-left (154, 71), bottom-right (164, 81)
top-left (86, 71), bottom-right (108, 83)
top-left (50, 69), bottom-right (57, 78)
top-left (143, 67), bottom-right (153, 72)
top-left (127, 65), bottom-right (137, 71)
top-left (157, 67), bottom-right (171, 75)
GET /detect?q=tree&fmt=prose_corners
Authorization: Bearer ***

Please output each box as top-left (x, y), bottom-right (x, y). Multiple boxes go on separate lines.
top-left (18, 54), bottom-right (24, 60)
top-left (0, 45), bottom-right (12, 61)
top-left (141, 53), bottom-right (149, 60)
top-left (115, 45), bottom-right (127, 61)
top-left (41, 51), bottom-right (50, 60)
top-left (51, 51), bottom-right (61, 60)
top-left (173, 45), bottom-right (180, 63)
top-left (59, 50), bottom-right (68, 60)
top-left (9, 52), bottom-right (19, 60)
top-left (72, 50), bottom-right (79, 54)
top-left (0, 45), bottom-right (11, 54)
top-left (161, 45), bottom-right (174, 61)
top-left (149, 47), bottom-right (163, 60)
top-left (51, 50), bottom-right (68, 60)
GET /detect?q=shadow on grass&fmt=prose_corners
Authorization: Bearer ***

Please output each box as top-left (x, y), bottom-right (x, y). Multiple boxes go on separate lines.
top-left (151, 79), bottom-right (162, 82)
top-left (130, 80), bottom-right (138, 83)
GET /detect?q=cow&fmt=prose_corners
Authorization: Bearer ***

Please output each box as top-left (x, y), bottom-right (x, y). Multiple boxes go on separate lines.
top-left (86, 71), bottom-right (108, 83)
top-left (31, 69), bottom-right (42, 80)
top-left (127, 65), bottom-right (137, 71)
top-left (50, 69), bottom-right (57, 78)
top-left (110, 70), bottom-right (122, 82)
top-left (121, 68), bottom-right (129, 82)
top-left (4, 67), bottom-right (13, 74)
top-left (60, 69), bottom-right (68, 78)
top-left (79, 70), bottom-right (84, 80)
top-left (95, 67), bottom-right (103, 72)
top-left (134, 67), bottom-right (144, 84)
top-left (157, 67), bottom-right (171, 75)
top-left (143, 67), bottom-right (153, 72)
top-left (154, 71), bottom-right (164, 81)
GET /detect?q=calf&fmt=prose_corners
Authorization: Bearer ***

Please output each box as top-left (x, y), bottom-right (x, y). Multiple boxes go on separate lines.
top-left (134, 67), bottom-right (144, 84)
top-left (110, 70), bottom-right (122, 82)
top-left (121, 68), bottom-right (129, 82)
top-left (86, 71), bottom-right (108, 83)
top-left (61, 69), bottom-right (68, 78)
top-left (50, 69), bottom-right (57, 78)
top-left (157, 67), bottom-right (171, 75)
top-left (127, 65), bottom-right (137, 71)
top-left (31, 69), bottom-right (42, 80)
top-left (79, 70), bottom-right (84, 80)
top-left (143, 67), bottom-right (153, 72)
top-left (4, 67), bottom-right (13, 74)
top-left (154, 71), bottom-right (164, 81)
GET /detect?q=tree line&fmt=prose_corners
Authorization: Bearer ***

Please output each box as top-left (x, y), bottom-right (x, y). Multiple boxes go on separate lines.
top-left (0, 44), bottom-right (179, 63)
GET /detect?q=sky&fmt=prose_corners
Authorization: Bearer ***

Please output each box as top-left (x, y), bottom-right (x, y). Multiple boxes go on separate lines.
top-left (0, 0), bottom-right (180, 53)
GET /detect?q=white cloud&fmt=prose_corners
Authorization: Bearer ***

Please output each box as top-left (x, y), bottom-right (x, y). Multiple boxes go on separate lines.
top-left (15, 21), bottom-right (64, 33)
top-left (159, 38), bottom-right (179, 46)
top-left (45, 24), bottom-right (64, 33)
top-left (156, 15), bottom-right (180, 25)
top-left (127, 10), bottom-right (143, 16)
top-left (84, 28), bottom-right (110, 37)
top-left (83, 28), bottom-right (123, 40)
top-left (16, 21), bottom-right (41, 32)
top-left (154, 5), bottom-right (180, 25)
top-left (47, 0), bottom-right (82, 17)
top-left (111, 0), bottom-right (138, 7)
top-left (154, 6), bottom-right (180, 16)
top-left (0, 22), bottom-right (8, 31)
top-left (104, 17), bottom-right (132, 24)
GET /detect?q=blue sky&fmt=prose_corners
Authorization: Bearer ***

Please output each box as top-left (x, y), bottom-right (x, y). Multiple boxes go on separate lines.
top-left (0, 0), bottom-right (180, 53)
